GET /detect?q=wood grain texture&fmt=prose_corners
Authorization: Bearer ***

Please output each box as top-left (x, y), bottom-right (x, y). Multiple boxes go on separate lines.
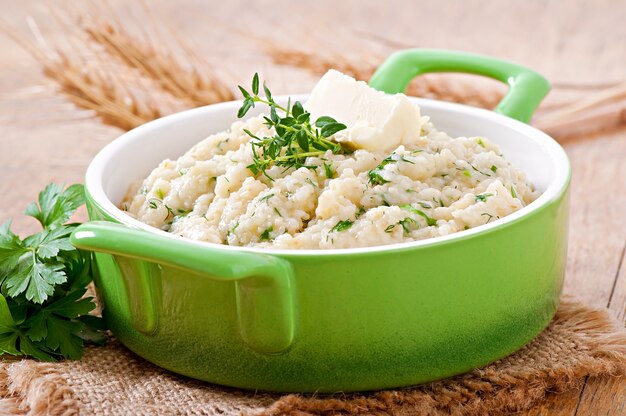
top-left (0, 0), bottom-right (624, 414)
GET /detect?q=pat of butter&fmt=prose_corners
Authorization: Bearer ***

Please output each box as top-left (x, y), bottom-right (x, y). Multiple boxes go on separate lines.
top-left (305, 69), bottom-right (422, 153)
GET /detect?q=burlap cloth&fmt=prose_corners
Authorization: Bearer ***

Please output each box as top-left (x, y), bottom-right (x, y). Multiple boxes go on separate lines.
top-left (1, 297), bottom-right (625, 416)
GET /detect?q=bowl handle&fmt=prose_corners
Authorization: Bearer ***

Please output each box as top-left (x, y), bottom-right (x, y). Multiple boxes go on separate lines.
top-left (368, 49), bottom-right (550, 123)
top-left (70, 221), bottom-right (295, 355)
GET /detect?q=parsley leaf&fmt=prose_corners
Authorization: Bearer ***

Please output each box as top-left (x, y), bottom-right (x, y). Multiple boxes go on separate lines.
top-left (0, 183), bottom-right (107, 361)
top-left (24, 183), bottom-right (85, 229)
top-left (4, 259), bottom-right (66, 304)
top-left (0, 221), bottom-right (26, 274)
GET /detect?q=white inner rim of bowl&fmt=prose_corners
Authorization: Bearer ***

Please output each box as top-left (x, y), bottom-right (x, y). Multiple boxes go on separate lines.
top-left (86, 96), bottom-right (570, 256)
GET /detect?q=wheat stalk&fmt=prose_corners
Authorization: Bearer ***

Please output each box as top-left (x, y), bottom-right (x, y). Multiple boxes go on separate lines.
top-left (538, 99), bottom-right (626, 140)
top-left (1, 0), bottom-right (238, 131)
top-left (1, 19), bottom-right (172, 130)
top-left (47, 53), bottom-right (182, 130)
top-left (266, 46), bottom-right (505, 110)
top-left (534, 81), bottom-right (626, 128)
top-left (5, 3), bottom-right (626, 142)
top-left (78, 17), bottom-right (234, 107)
top-left (265, 44), bottom-right (626, 140)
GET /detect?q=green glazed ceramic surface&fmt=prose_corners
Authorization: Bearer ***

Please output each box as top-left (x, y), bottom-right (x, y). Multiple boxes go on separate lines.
top-left (71, 49), bottom-right (570, 393)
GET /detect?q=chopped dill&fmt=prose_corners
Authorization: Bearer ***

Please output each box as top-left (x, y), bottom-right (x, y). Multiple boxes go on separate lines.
top-left (481, 213), bottom-right (495, 223)
top-left (259, 226), bottom-right (273, 241)
top-left (227, 221), bottom-right (240, 237)
top-left (259, 193), bottom-right (274, 203)
top-left (399, 218), bottom-right (417, 233)
top-left (400, 204), bottom-right (437, 226)
top-left (367, 152), bottom-right (413, 186)
top-left (475, 193), bottom-right (493, 202)
top-left (331, 219), bottom-right (354, 232)
top-left (386, 218), bottom-right (417, 234)
top-left (323, 162), bottom-right (334, 179)
top-left (164, 204), bottom-right (175, 219)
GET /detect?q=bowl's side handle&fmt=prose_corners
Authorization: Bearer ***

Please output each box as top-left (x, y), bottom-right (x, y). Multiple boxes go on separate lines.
top-left (70, 221), bottom-right (295, 355)
top-left (368, 48), bottom-right (550, 123)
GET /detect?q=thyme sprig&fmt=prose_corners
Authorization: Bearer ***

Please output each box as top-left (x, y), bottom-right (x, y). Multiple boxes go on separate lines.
top-left (237, 74), bottom-right (349, 180)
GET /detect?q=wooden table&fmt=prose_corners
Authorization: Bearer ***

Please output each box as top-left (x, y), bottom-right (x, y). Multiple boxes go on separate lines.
top-left (1, 0), bottom-right (624, 414)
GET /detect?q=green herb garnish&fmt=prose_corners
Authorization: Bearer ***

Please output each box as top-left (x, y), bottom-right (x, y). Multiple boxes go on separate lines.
top-left (470, 163), bottom-right (492, 177)
top-left (384, 223), bottom-right (396, 233)
top-left (227, 221), bottom-right (240, 237)
top-left (331, 220), bottom-right (354, 233)
top-left (490, 165), bottom-right (498, 173)
top-left (323, 162), bottom-right (334, 179)
top-left (368, 170), bottom-right (390, 186)
top-left (510, 185), bottom-right (518, 199)
top-left (385, 218), bottom-right (417, 234)
top-left (400, 204), bottom-right (437, 226)
top-left (367, 153), bottom-right (413, 186)
top-left (237, 74), bottom-right (348, 180)
top-left (259, 193), bottom-right (274, 204)
top-left (481, 213), bottom-right (495, 223)
top-left (164, 204), bottom-right (175, 220)
top-left (399, 217), bottom-right (417, 233)
top-left (0, 183), bottom-right (107, 361)
top-left (475, 193), bottom-right (493, 202)
top-left (259, 227), bottom-right (273, 241)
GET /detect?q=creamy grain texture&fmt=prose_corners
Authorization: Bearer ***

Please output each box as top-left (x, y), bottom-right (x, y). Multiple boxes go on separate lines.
top-left (123, 113), bottom-right (537, 249)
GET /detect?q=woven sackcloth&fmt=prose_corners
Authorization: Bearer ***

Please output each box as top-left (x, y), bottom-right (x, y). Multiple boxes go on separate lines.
top-left (1, 297), bottom-right (624, 416)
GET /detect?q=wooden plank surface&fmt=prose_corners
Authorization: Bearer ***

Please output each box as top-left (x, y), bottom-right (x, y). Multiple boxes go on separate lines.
top-left (1, 0), bottom-right (624, 414)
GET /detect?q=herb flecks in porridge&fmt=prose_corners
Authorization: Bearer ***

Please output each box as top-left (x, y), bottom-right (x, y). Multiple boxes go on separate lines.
top-left (124, 70), bottom-right (537, 249)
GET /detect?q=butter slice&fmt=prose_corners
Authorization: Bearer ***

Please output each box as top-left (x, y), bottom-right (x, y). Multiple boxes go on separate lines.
top-left (305, 69), bottom-right (422, 153)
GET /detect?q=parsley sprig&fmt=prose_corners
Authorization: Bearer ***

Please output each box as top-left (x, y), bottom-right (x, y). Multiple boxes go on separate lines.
top-left (237, 73), bottom-right (349, 180)
top-left (0, 183), bottom-right (106, 361)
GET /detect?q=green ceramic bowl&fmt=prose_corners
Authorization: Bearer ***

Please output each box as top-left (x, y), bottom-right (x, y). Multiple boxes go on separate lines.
top-left (71, 50), bottom-right (570, 393)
